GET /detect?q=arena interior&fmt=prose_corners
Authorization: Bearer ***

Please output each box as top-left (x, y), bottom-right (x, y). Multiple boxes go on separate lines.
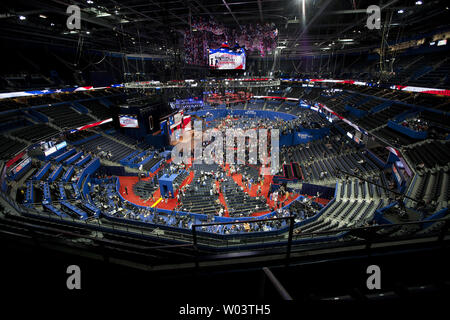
top-left (0, 0), bottom-right (450, 312)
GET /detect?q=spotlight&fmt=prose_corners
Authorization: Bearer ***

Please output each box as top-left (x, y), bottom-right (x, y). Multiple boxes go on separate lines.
top-left (19, 15), bottom-right (26, 20)
top-left (415, 1), bottom-right (422, 5)
top-left (398, 9), bottom-right (404, 13)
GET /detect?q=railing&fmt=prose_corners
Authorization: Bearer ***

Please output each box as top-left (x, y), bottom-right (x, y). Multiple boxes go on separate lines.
top-left (261, 267), bottom-right (293, 300)
top-left (1, 189), bottom-right (449, 268)
top-left (192, 216), bottom-right (296, 266)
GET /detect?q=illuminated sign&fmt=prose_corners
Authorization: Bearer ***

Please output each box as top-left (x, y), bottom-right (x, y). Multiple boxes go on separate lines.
top-left (209, 47), bottom-right (246, 70)
top-left (119, 115), bottom-right (139, 128)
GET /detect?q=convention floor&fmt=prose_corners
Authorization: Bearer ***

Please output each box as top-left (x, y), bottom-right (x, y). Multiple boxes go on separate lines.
top-left (117, 163), bottom-right (328, 217)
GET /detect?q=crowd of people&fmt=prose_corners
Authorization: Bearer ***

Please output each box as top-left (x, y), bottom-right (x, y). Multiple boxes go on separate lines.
top-left (95, 177), bottom-right (301, 235)
top-left (268, 184), bottom-right (295, 210)
top-left (89, 172), bottom-right (331, 236)
top-left (400, 117), bottom-right (429, 132)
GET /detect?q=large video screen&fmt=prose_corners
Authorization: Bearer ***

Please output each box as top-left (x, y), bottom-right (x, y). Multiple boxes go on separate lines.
top-left (119, 114), bottom-right (139, 128)
top-left (209, 47), bottom-right (245, 70)
top-left (168, 112), bottom-right (183, 129)
top-left (13, 157), bottom-right (31, 174)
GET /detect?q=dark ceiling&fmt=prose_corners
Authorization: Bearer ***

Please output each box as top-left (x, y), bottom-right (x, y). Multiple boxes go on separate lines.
top-left (0, 0), bottom-right (449, 57)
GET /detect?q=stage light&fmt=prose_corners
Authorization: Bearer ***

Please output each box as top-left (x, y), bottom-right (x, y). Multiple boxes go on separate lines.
top-left (39, 14), bottom-right (47, 19)
top-left (415, 1), bottom-right (422, 5)
top-left (339, 39), bottom-right (354, 42)
top-left (398, 9), bottom-right (404, 13)
top-left (87, 0), bottom-right (94, 4)
top-left (19, 15), bottom-right (26, 20)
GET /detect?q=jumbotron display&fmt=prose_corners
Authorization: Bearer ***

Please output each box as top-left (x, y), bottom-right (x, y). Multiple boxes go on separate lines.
top-left (119, 114), bottom-right (139, 128)
top-left (209, 47), bottom-right (246, 70)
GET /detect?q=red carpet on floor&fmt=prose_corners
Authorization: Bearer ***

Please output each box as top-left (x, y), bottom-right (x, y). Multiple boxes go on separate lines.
top-left (117, 160), bottom-right (306, 216)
